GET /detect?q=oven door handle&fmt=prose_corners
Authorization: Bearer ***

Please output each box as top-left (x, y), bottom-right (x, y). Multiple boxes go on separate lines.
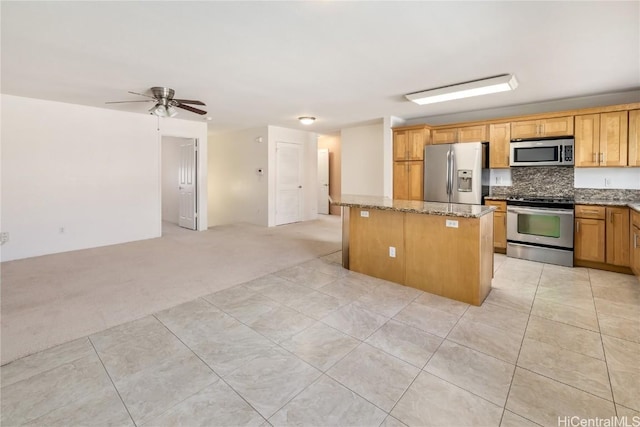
top-left (507, 207), bottom-right (574, 216)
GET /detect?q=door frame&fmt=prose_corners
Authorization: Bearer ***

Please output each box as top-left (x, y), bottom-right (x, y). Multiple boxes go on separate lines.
top-left (159, 131), bottom-right (207, 234)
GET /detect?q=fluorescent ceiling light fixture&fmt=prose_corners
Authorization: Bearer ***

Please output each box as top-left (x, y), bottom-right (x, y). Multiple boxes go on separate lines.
top-left (405, 74), bottom-right (518, 105)
top-left (298, 116), bottom-right (316, 125)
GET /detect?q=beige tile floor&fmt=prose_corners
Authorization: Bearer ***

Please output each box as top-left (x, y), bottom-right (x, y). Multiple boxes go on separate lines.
top-left (1, 252), bottom-right (639, 426)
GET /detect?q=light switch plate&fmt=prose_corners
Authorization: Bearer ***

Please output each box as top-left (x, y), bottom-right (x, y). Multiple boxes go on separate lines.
top-left (446, 220), bottom-right (459, 228)
top-left (389, 246), bottom-right (396, 258)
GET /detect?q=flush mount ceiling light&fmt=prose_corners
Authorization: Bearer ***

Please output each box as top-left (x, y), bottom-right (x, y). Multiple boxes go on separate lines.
top-left (298, 116), bottom-right (316, 125)
top-left (405, 74), bottom-right (519, 106)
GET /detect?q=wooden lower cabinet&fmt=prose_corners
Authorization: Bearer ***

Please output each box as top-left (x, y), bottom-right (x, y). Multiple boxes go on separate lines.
top-left (606, 207), bottom-right (630, 267)
top-left (484, 200), bottom-right (506, 252)
top-left (348, 207), bottom-right (493, 306)
top-left (631, 210), bottom-right (640, 276)
top-left (575, 205), bottom-right (631, 270)
top-left (393, 161), bottom-right (423, 201)
top-left (575, 218), bottom-right (605, 263)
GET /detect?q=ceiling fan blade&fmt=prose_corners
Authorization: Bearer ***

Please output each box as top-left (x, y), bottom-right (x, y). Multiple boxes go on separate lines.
top-left (105, 100), bottom-right (154, 104)
top-left (173, 99), bottom-right (206, 106)
top-left (127, 90), bottom-right (156, 99)
top-left (176, 103), bottom-right (207, 115)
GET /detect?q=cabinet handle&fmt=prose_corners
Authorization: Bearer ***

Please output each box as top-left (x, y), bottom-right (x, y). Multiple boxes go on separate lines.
top-left (602, 152), bottom-right (606, 164)
top-left (635, 233), bottom-right (638, 249)
top-left (599, 152), bottom-right (603, 164)
top-left (576, 221), bottom-right (580, 233)
top-left (610, 211), bottom-right (614, 224)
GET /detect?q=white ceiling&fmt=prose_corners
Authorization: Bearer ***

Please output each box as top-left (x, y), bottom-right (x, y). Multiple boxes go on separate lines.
top-left (2, 1), bottom-right (639, 134)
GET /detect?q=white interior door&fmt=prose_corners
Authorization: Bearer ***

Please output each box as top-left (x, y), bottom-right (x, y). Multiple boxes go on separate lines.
top-left (178, 139), bottom-right (197, 230)
top-left (317, 148), bottom-right (329, 215)
top-left (276, 142), bottom-right (303, 225)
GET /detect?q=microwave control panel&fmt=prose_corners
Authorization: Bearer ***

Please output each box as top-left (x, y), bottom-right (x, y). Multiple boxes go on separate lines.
top-left (564, 145), bottom-right (573, 162)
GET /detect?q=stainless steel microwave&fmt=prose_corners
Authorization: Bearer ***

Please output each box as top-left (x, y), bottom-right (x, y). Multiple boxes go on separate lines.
top-left (510, 138), bottom-right (574, 167)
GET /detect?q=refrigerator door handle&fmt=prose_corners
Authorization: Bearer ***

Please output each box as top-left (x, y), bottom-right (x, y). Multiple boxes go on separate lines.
top-left (449, 149), bottom-right (455, 196)
top-left (446, 150), bottom-right (451, 195)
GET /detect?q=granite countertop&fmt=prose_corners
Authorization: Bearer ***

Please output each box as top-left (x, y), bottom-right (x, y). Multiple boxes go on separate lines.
top-left (574, 199), bottom-right (640, 210)
top-left (332, 195), bottom-right (495, 218)
top-left (484, 196), bottom-right (509, 201)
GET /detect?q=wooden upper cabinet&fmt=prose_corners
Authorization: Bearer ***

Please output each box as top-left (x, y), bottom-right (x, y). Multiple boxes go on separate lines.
top-left (408, 128), bottom-right (427, 160)
top-left (511, 116), bottom-right (574, 139)
top-left (394, 128), bottom-right (428, 160)
top-left (575, 114), bottom-right (601, 167)
top-left (629, 109), bottom-right (640, 166)
top-left (432, 125), bottom-right (488, 144)
top-left (393, 130), bottom-right (409, 161)
top-left (600, 111), bottom-right (628, 167)
top-left (575, 111), bottom-right (628, 167)
top-left (432, 128), bottom-right (458, 145)
top-left (489, 123), bottom-right (511, 168)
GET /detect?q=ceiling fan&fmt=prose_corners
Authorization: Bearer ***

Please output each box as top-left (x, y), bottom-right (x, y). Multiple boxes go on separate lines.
top-left (106, 87), bottom-right (207, 117)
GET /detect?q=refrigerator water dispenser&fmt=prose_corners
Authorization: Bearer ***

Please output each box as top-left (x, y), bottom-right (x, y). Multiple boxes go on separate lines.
top-left (457, 170), bottom-right (473, 192)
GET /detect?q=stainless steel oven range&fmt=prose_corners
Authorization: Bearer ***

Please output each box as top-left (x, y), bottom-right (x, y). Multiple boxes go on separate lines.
top-left (506, 197), bottom-right (575, 267)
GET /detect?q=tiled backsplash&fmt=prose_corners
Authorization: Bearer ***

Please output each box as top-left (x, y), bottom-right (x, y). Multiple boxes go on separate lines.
top-left (489, 167), bottom-right (640, 201)
top-left (490, 167), bottom-right (574, 198)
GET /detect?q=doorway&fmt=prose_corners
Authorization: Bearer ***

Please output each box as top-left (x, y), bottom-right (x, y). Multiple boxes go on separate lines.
top-left (275, 141), bottom-right (303, 225)
top-left (161, 136), bottom-right (198, 231)
top-left (317, 148), bottom-right (329, 214)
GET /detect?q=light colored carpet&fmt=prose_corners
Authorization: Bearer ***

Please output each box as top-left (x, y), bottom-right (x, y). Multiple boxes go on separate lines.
top-left (0, 216), bottom-right (342, 364)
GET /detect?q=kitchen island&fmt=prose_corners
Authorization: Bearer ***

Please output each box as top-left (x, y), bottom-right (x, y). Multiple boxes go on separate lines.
top-left (334, 195), bottom-right (495, 306)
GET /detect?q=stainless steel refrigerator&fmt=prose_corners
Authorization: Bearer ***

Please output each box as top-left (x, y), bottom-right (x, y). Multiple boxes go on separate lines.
top-left (423, 142), bottom-right (489, 204)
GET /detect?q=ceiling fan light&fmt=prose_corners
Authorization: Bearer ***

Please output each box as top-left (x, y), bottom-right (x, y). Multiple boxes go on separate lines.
top-left (149, 104), bottom-right (169, 117)
top-left (298, 116), bottom-right (316, 125)
top-left (167, 106), bottom-right (178, 117)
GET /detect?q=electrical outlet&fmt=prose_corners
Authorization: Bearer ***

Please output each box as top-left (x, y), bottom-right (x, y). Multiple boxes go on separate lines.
top-left (389, 246), bottom-right (396, 258)
top-left (446, 220), bottom-right (459, 228)
top-left (360, 211), bottom-right (369, 218)
top-left (604, 178), bottom-right (611, 188)
top-left (0, 232), bottom-right (9, 244)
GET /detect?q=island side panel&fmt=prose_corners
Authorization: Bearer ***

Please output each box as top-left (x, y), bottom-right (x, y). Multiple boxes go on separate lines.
top-left (479, 212), bottom-right (494, 303)
top-left (349, 207), bottom-right (405, 285)
top-left (404, 213), bottom-right (483, 305)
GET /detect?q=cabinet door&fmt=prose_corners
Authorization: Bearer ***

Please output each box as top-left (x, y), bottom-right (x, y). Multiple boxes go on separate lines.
top-left (432, 128), bottom-right (458, 144)
top-left (632, 224), bottom-right (640, 276)
top-left (575, 218), bottom-right (605, 263)
top-left (407, 161), bottom-right (424, 201)
top-left (606, 207), bottom-right (630, 266)
top-left (493, 211), bottom-right (507, 249)
top-left (574, 114), bottom-right (600, 167)
top-left (458, 125), bottom-right (488, 143)
top-left (511, 120), bottom-right (540, 139)
top-left (600, 111), bottom-right (628, 167)
top-left (393, 162), bottom-right (409, 200)
top-left (489, 123), bottom-right (511, 168)
top-left (394, 131), bottom-right (409, 161)
top-left (541, 116), bottom-right (574, 137)
top-left (629, 110), bottom-right (640, 167)
top-left (408, 129), bottom-right (426, 160)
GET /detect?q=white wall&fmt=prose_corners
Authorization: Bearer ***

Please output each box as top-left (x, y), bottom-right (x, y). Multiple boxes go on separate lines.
top-left (267, 126), bottom-right (318, 227)
top-left (341, 121), bottom-right (385, 197)
top-left (208, 126), bottom-right (269, 226)
top-left (1, 94), bottom-right (207, 261)
top-left (161, 137), bottom-right (183, 224)
top-left (574, 168), bottom-right (640, 189)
